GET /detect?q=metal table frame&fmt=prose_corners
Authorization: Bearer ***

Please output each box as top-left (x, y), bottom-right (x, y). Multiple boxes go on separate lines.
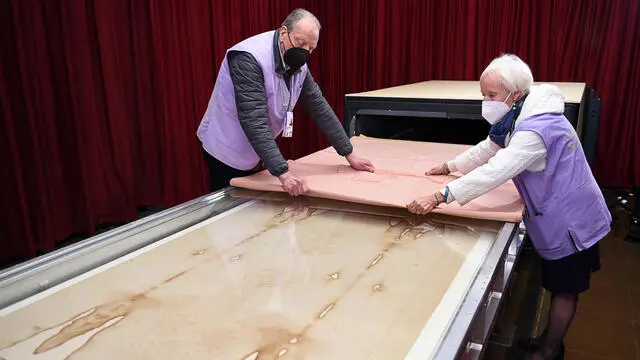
top-left (0, 189), bottom-right (249, 310)
top-left (433, 222), bottom-right (523, 359)
top-left (0, 190), bottom-right (524, 359)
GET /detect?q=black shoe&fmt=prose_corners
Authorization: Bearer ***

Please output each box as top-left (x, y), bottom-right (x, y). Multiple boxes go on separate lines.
top-left (518, 341), bottom-right (564, 360)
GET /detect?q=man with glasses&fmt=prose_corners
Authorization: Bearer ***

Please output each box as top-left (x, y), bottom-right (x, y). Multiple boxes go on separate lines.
top-left (197, 8), bottom-right (374, 196)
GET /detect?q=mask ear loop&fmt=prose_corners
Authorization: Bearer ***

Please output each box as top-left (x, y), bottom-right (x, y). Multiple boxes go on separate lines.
top-left (278, 26), bottom-right (289, 54)
top-left (287, 30), bottom-right (298, 48)
top-left (504, 91), bottom-right (513, 105)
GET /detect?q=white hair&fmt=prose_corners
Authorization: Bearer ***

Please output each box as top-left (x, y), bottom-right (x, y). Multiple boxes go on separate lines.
top-left (481, 54), bottom-right (534, 95)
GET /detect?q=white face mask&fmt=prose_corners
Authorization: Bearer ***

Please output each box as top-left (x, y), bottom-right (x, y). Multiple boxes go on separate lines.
top-left (482, 92), bottom-right (512, 124)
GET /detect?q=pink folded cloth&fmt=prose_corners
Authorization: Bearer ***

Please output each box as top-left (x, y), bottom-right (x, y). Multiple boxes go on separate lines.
top-left (230, 137), bottom-right (524, 222)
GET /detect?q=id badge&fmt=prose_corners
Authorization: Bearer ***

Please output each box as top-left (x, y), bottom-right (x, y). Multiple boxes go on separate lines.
top-left (282, 111), bottom-right (294, 138)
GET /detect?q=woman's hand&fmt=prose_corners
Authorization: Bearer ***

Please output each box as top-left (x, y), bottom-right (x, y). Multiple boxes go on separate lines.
top-left (425, 162), bottom-right (450, 176)
top-left (407, 192), bottom-right (445, 215)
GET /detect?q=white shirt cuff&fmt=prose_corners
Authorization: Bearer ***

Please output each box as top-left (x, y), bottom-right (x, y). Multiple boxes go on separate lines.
top-left (446, 160), bottom-right (457, 173)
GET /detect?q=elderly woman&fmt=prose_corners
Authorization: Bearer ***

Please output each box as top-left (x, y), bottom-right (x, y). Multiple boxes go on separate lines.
top-left (408, 54), bottom-right (611, 360)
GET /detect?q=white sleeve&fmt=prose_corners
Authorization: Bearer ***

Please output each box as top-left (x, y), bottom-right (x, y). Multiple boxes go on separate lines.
top-left (447, 137), bottom-right (500, 174)
top-left (444, 131), bottom-right (547, 205)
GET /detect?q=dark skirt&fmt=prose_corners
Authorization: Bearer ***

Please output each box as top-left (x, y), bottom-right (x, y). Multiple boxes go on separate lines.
top-left (541, 242), bottom-right (601, 294)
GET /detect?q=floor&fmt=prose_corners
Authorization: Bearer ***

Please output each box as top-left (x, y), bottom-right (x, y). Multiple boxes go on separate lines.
top-left (485, 189), bottom-right (640, 360)
top-left (560, 216), bottom-right (640, 360)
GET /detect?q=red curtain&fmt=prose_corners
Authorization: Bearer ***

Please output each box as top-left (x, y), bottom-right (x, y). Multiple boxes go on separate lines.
top-left (1, 0), bottom-right (639, 264)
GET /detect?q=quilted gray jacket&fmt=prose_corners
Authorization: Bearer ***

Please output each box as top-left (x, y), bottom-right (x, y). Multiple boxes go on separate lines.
top-left (227, 31), bottom-right (352, 177)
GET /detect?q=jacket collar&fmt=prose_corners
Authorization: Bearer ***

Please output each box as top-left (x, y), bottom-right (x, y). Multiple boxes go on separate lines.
top-left (516, 84), bottom-right (566, 126)
top-left (273, 29), bottom-right (301, 76)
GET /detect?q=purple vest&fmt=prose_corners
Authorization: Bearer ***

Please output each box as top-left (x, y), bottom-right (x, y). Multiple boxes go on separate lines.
top-left (197, 31), bottom-right (308, 170)
top-left (512, 113), bottom-right (611, 260)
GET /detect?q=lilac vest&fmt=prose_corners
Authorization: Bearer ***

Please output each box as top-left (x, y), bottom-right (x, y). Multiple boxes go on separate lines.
top-left (197, 31), bottom-right (308, 170)
top-left (512, 113), bottom-right (611, 260)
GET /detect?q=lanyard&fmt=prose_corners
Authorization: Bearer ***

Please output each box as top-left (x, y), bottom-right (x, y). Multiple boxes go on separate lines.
top-left (279, 75), bottom-right (294, 112)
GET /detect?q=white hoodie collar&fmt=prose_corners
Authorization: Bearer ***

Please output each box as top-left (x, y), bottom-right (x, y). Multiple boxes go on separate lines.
top-left (516, 84), bottom-right (566, 125)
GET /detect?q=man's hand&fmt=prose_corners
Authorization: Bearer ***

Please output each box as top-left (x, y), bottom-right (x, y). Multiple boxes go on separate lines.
top-left (278, 172), bottom-right (309, 196)
top-left (425, 162), bottom-right (450, 176)
top-left (407, 192), bottom-right (444, 215)
top-left (346, 153), bottom-right (376, 172)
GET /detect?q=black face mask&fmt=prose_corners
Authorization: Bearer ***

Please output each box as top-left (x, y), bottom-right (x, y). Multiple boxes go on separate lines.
top-left (283, 31), bottom-right (310, 70)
